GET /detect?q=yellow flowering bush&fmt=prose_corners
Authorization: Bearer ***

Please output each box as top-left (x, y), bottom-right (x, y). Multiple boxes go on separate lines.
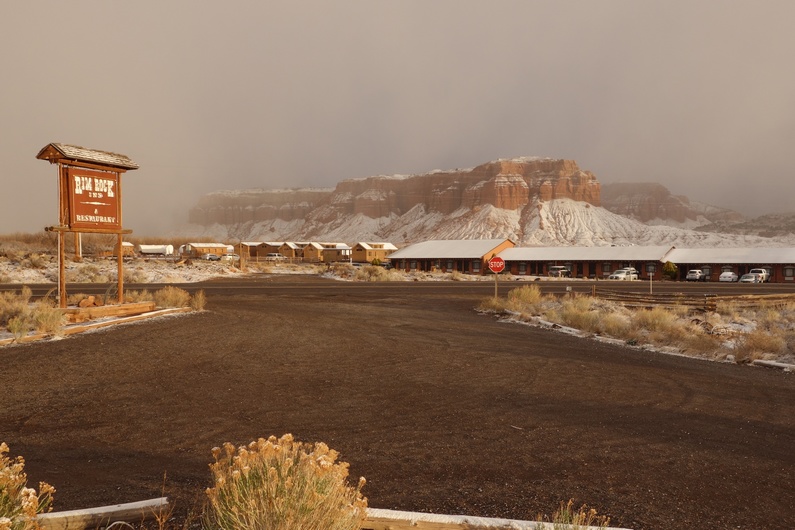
top-left (204, 434), bottom-right (367, 530)
top-left (0, 443), bottom-right (54, 530)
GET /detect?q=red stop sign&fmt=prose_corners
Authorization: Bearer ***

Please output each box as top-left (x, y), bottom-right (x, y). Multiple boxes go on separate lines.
top-left (488, 256), bottom-right (505, 273)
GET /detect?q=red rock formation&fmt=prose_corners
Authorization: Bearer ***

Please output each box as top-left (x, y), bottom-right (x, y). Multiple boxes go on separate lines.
top-left (188, 157), bottom-right (602, 226)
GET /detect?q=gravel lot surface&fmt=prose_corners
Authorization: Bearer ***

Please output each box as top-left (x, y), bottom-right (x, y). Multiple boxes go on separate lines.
top-left (2, 275), bottom-right (794, 530)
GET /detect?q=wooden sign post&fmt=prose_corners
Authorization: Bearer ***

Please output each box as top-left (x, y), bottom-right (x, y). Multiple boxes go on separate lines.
top-left (37, 143), bottom-right (138, 308)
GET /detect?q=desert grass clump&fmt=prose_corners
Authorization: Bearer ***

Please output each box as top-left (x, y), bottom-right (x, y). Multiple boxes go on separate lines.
top-left (66, 264), bottom-right (110, 283)
top-left (152, 286), bottom-right (191, 308)
top-left (354, 265), bottom-right (405, 282)
top-left (31, 302), bottom-right (65, 336)
top-left (734, 328), bottom-right (787, 362)
top-left (203, 434), bottom-right (367, 530)
top-left (189, 290), bottom-right (206, 311)
top-left (534, 499), bottom-right (610, 530)
top-left (0, 287), bottom-right (32, 327)
top-left (123, 290), bottom-right (153, 303)
top-left (554, 296), bottom-right (601, 333)
top-left (631, 307), bottom-right (679, 333)
top-left (506, 284), bottom-right (543, 310)
top-left (477, 296), bottom-right (510, 313)
top-left (0, 442), bottom-right (55, 530)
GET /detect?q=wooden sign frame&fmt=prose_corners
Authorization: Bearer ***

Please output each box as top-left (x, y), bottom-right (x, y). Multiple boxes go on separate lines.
top-left (37, 144), bottom-right (138, 308)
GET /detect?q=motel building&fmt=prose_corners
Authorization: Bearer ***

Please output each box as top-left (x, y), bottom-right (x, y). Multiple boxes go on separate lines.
top-left (498, 245), bottom-right (673, 280)
top-left (388, 240), bottom-right (795, 282)
top-left (663, 247), bottom-right (795, 282)
top-left (389, 239), bottom-right (515, 274)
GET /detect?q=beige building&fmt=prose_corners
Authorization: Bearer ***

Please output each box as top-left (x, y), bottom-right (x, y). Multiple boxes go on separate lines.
top-left (351, 242), bottom-right (397, 264)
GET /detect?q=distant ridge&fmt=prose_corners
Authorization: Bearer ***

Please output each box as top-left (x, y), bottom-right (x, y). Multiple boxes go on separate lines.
top-left (184, 157), bottom-right (795, 247)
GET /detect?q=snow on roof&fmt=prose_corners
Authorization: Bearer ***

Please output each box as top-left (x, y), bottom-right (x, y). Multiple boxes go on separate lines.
top-left (36, 143), bottom-right (139, 170)
top-left (499, 245), bottom-right (674, 262)
top-left (241, 242), bottom-right (264, 247)
top-left (389, 239), bottom-right (512, 260)
top-left (664, 247), bottom-right (795, 264)
top-left (356, 242), bottom-right (398, 250)
top-left (187, 242), bottom-right (228, 249)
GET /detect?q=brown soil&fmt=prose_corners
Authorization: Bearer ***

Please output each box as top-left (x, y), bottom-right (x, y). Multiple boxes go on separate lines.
top-left (2, 275), bottom-right (794, 530)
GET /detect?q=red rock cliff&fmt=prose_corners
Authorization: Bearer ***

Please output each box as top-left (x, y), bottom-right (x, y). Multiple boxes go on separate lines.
top-left (188, 157), bottom-right (601, 225)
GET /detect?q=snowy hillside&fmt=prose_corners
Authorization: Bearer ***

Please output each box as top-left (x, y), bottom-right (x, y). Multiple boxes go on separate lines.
top-left (180, 198), bottom-right (795, 248)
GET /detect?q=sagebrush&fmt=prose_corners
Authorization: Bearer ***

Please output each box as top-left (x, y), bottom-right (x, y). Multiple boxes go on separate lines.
top-left (204, 434), bottom-right (367, 530)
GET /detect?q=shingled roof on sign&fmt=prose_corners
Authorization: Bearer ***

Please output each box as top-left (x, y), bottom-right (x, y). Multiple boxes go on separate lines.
top-left (36, 143), bottom-right (139, 170)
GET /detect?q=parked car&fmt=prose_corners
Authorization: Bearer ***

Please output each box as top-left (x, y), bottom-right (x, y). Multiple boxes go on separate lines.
top-left (607, 268), bottom-right (638, 280)
top-left (264, 253), bottom-right (286, 261)
top-left (201, 253), bottom-right (221, 261)
top-left (221, 253), bottom-right (240, 262)
top-left (548, 265), bottom-right (572, 278)
top-left (719, 271), bottom-right (739, 282)
top-left (685, 269), bottom-right (707, 282)
top-left (748, 268), bottom-right (770, 282)
top-left (739, 273), bottom-right (761, 283)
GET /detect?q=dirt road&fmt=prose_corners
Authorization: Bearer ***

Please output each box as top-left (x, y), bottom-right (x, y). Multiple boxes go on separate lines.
top-left (1, 275), bottom-right (793, 529)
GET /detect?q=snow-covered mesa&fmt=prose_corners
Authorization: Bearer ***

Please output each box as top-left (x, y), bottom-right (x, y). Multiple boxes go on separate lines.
top-left (187, 198), bottom-right (795, 248)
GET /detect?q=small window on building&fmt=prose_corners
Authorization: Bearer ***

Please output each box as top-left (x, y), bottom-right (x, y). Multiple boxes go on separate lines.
top-left (518, 262), bottom-right (527, 274)
top-left (472, 260), bottom-right (481, 272)
top-left (646, 263), bottom-right (656, 274)
top-left (447, 260), bottom-right (454, 271)
top-left (701, 266), bottom-right (711, 277)
top-left (602, 263), bottom-right (612, 273)
top-left (784, 266), bottom-right (795, 279)
top-left (409, 260), bottom-right (417, 271)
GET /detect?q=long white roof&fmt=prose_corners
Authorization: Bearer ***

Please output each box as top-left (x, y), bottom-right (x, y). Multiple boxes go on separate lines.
top-left (389, 239), bottom-right (512, 259)
top-left (499, 245), bottom-right (674, 262)
top-left (664, 247), bottom-right (795, 264)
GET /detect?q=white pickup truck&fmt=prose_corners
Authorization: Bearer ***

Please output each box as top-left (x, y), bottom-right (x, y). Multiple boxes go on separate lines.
top-left (749, 268), bottom-right (770, 283)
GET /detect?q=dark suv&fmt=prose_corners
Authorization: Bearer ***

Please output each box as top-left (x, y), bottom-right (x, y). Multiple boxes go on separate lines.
top-left (548, 266), bottom-right (571, 278)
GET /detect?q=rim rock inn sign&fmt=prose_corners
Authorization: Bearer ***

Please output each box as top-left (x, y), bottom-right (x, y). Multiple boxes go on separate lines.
top-left (36, 143), bottom-right (138, 308)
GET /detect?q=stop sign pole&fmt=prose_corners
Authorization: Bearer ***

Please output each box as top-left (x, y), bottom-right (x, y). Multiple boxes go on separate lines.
top-left (488, 256), bottom-right (506, 297)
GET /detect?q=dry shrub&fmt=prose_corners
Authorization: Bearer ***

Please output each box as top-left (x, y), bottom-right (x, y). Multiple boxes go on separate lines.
top-left (507, 284), bottom-right (542, 308)
top-left (631, 307), bottom-right (679, 333)
top-left (756, 308), bottom-right (784, 331)
top-left (6, 316), bottom-right (31, 342)
top-left (680, 331), bottom-right (723, 357)
top-left (123, 268), bottom-right (149, 283)
top-left (354, 265), bottom-right (403, 282)
top-left (735, 328), bottom-right (787, 362)
top-left (32, 302), bottom-right (65, 336)
top-left (153, 286), bottom-right (191, 308)
top-left (0, 442), bottom-right (55, 530)
top-left (331, 263), bottom-right (356, 280)
top-left (204, 434), bottom-right (367, 530)
top-left (477, 296), bottom-right (510, 313)
top-left (556, 296), bottom-right (601, 332)
top-left (598, 312), bottom-right (633, 339)
top-left (190, 290), bottom-right (207, 311)
top-left (534, 499), bottom-right (610, 530)
top-left (0, 287), bottom-right (32, 327)
top-left (66, 264), bottom-right (110, 283)
top-left (124, 290), bottom-right (153, 303)
top-left (450, 270), bottom-right (464, 281)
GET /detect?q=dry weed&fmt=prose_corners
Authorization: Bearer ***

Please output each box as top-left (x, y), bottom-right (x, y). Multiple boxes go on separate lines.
top-left (153, 286), bottom-right (191, 308)
top-left (735, 328), bottom-right (787, 362)
top-left (189, 290), bottom-right (207, 311)
top-left (31, 302), bottom-right (65, 336)
top-left (354, 265), bottom-right (404, 282)
top-left (204, 434), bottom-right (367, 530)
top-left (0, 442), bottom-right (55, 530)
top-left (534, 499), bottom-right (610, 530)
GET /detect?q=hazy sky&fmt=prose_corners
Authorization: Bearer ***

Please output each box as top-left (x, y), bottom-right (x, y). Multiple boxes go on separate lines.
top-left (3, 1), bottom-right (794, 236)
